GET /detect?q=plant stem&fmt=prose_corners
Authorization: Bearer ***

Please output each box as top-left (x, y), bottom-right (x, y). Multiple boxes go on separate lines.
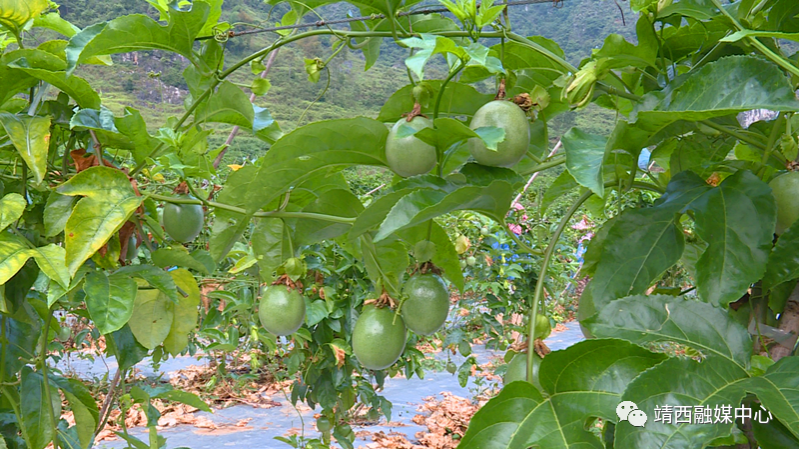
top-left (147, 192), bottom-right (356, 223)
top-left (710, 0), bottom-right (799, 78)
top-left (0, 316), bottom-right (7, 384)
top-left (758, 113), bottom-right (785, 177)
top-left (526, 190), bottom-right (593, 382)
top-left (41, 309), bottom-right (59, 449)
top-left (95, 367), bottom-right (123, 438)
top-left (503, 223), bottom-right (543, 256)
top-left (433, 61), bottom-right (466, 120)
top-left (518, 155), bottom-right (566, 176)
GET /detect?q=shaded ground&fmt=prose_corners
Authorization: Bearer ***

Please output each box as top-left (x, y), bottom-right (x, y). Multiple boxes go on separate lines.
top-left (69, 322), bottom-right (584, 448)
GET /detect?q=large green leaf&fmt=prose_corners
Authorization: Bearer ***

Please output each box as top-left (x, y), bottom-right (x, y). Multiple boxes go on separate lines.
top-left (0, 233), bottom-right (33, 285)
top-left (56, 167), bottom-right (142, 276)
top-left (163, 269), bottom-right (200, 356)
top-left (84, 271), bottom-right (138, 335)
top-left (69, 106), bottom-right (157, 163)
top-left (115, 265), bottom-right (178, 304)
top-left (562, 128), bottom-right (606, 197)
top-left (632, 56), bottom-right (799, 133)
top-left (0, 0), bottom-right (48, 34)
top-left (0, 193), bottom-right (25, 232)
top-left (109, 325), bottom-right (147, 371)
top-left (20, 367), bottom-right (60, 449)
top-left (459, 339), bottom-right (666, 449)
top-left (614, 356), bottom-right (750, 448)
top-left (0, 113), bottom-right (51, 185)
top-left (151, 246), bottom-right (212, 274)
top-left (763, 222), bottom-right (799, 291)
top-left (65, 1), bottom-right (211, 75)
top-left (0, 314), bottom-right (38, 381)
top-left (740, 356), bottom-right (799, 440)
top-left (7, 60), bottom-right (101, 109)
top-left (294, 189), bottom-right (364, 247)
top-left (250, 217), bottom-right (293, 281)
top-left (374, 164), bottom-right (522, 241)
top-left (128, 288), bottom-right (174, 350)
top-left (579, 207), bottom-right (685, 318)
top-left (53, 377), bottom-right (99, 449)
top-left (361, 235), bottom-right (409, 298)
top-left (689, 170), bottom-right (775, 306)
top-left (668, 133), bottom-right (734, 178)
top-left (584, 294), bottom-right (752, 368)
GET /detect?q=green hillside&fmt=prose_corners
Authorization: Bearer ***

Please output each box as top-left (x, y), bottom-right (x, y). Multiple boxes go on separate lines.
top-left (44, 0), bottom-right (636, 164)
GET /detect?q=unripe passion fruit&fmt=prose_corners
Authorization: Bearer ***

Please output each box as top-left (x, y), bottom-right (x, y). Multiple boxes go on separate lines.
top-left (352, 305), bottom-right (406, 370)
top-left (162, 196), bottom-right (204, 243)
top-left (534, 314), bottom-right (552, 340)
top-left (401, 274), bottom-right (450, 335)
top-left (258, 286), bottom-right (306, 336)
top-left (467, 100), bottom-right (530, 168)
top-left (466, 256), bottom-right (477, 267)
top-left (769, 171), bottom-right (799, 235)
top-left (385, 117), bottom-right (437, 177)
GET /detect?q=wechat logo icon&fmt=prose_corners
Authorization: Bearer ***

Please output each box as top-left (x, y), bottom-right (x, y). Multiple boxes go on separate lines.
top-left (617, 401), bottom-right (647, 427)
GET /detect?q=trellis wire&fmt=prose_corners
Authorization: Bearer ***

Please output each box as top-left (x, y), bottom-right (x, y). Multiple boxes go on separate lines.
top-left (197, 0), bottom-right (566, 40)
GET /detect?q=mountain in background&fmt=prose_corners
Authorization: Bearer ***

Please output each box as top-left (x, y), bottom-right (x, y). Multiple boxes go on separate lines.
top-left (42, 0), bottom-right (635, 163)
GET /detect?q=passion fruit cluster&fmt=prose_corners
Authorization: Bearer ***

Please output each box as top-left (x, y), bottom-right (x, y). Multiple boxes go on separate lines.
top-left (352, 268), bottom-right (451, 371)
top-left (384, 99), bottom-right (531, 177)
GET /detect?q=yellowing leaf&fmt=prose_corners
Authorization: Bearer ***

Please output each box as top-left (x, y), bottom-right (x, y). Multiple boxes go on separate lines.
top-left (163, 269), bottom-right (200, 356)
top-left (0, 193), bottom-right (25, 232)
top-left (0, 233), bottom-right (33, 285)
top-left (0, 113), bottom-right (51, 185)
top-left (0, 0), bottom-right (49, 34)
top-left (56, 167), bottom-right (142, 276)
top-left (227, 164), bottom-right (243, 171)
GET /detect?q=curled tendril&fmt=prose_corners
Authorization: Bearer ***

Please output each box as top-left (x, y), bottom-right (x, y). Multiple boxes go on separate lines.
top-left (213, 26), bottom-right (231, 43)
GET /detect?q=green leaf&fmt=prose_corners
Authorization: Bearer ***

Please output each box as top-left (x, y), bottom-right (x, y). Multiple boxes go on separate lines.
top-left (632, 56), bottom-right (799, 133)
top-left (43, 192), bottom-right (77, 237)
top-left (56, 167), bottom-right (142, 276)
top-left (54, 377), bottom-right (99, 449)
top-left (84, 271), bottom-right (138, 335)
top-left (740, 356), bottom-right (799, 440)
top-left (657, 0), bottom-right (719, 20)
top-left (459, 339), bottom-right (666, 449)
top-left (109, 324), bottom-right (147, 371)
top-left (163, 269), bottom-right (200, 356)
top-left (580, 207), bottom-right (685, 316)
top-left (584, 294), bottom-right (753, 368)
top-left (152, 389), bottom-right (212, 413)
top-left (0, 0), bottom-right (48, 35)
top-left (128, 288), bottom-right (174, 350)
top-left (361, 235), bottom-right (409, 298)
top-left (0, 233), bottom-right (33, 285)
top-left (218, 117), bottom-right (388, 219)
top-left (0, 193), bottom-right (25, 232)
top-left (562, 128), bottom-right (606, 197)
top-left (151, 246), bottom-right (211, 274)
top-left (115, 265), bottom-right (178, 304)
top-left (0, 315), bottom-right (39, 381)
top-left (541, 171), bottom-right (578, 212)
top-left (721, 30), bottom-right (799, 43)
top-left (70, 106), bottom-right (158, 163)
top-left (294, 189), bottom-right (364, 247)
top-left (20, 367), bottom-right (59, 449)
top-left (194, 81), bottom-right (253, 128)
top-left (31, 244), bottom-right (69, 289)
top-left (251, 217), bottom-right (293, 281)
top-left (614, 356), bottom-right (750, 448)
top-left (763, 222), bottom-right (799, 291)
top-left (0, 113), bottom-right (50, 185)
top-left (689, 170), bottom-right (775, 306)
top-left (669, 133), bottom-right (734, 178)
top-left (32, 12), bottom-right (80, 37)
top-left (752, 418), bottom-right (799, 449)
top-left (65, 1), bottom-right (211, 75)
top-left (5, 51), bottom-right (101, 108)
top-left (374, 167), bottom-right (521, 241)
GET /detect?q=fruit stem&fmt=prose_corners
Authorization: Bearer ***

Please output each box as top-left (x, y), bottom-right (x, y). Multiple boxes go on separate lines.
top-left (433, 61), bottom-right (466, 121)
top-left (526, 190), bottom-right (592, 383)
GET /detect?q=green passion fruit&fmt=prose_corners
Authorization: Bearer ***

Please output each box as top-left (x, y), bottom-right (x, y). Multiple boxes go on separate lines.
top-left (401, 273), bottom-right (450, 335)
top-left (352, 305), bottom-right (407, 370)
top-left (769, 171), bottom-right (799, 235)
top-left (162, 197), bottom-right (204, 243)
top-left (534, 314), bottom-right (552, 340)
top-left (258, 285), bottom-right (306, 336)
top-left (385, 117), bottom-right (437, 177)
top-left (467, 100), bottom-right (530, 168)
